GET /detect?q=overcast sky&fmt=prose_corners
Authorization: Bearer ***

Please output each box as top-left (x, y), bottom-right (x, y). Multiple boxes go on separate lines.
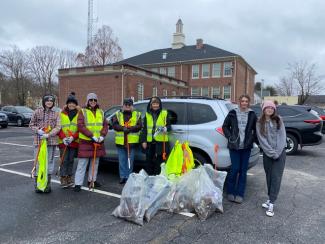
top-left (1, 0), bottom-right (325, 86)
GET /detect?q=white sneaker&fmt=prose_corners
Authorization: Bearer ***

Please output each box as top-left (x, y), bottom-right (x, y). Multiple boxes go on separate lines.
top-left (266, 203), bottom-right (274, 217)
top-left (262, 199), bottom-right (270, 209)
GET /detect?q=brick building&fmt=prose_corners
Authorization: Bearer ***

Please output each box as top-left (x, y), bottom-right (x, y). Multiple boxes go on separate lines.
top-left (58, 19), bottom-right (256, 109)
top-left (58, 64), bottom-right (187, 109)
top-left (116, 19), bottom-right (257, 101)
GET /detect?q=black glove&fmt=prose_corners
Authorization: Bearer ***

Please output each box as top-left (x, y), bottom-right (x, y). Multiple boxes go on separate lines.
top-left (123, 127), bottom-right (130, 134)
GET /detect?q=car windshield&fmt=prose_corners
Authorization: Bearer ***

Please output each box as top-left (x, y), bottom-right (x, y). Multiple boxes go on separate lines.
top-left (16, 106), bottom-right (33, 113)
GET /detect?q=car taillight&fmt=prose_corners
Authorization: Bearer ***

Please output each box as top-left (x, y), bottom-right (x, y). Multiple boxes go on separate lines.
top-left (304, 119), bottom-right (321, 124)
top-left (320, 115), bottom-right (325, 120)
top-left (216, 127), bottom-right (224, 135)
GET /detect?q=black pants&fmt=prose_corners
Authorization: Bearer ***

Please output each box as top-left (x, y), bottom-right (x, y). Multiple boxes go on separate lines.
top-left (59, 147), bottom-right (77, 177)
top-left (146, 143), bottom-right (164, 176)
top-left (263, 149), bottom-right (286, 203)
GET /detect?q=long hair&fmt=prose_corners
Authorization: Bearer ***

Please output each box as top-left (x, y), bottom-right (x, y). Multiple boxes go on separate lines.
top-left (258, 109), bottom-right (281, 136)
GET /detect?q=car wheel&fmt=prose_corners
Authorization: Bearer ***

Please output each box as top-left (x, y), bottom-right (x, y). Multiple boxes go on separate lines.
top-left (2, 124), bottom-right (8, 128)
top-left (193, 151), bottom-right (210, 168)
top-left (286, 133), bottom-right (298, 155)
top-left (17, 118), bottom-right (23, 127)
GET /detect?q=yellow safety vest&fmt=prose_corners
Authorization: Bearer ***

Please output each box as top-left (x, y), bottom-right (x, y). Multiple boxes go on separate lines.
top-left (79, 108), bottom-right (104, 141)
top-left (115, 111), bottom-right (141, 145)
top-left (59, 112), bottom-right (79, 144)
top-left (146, 110), bottom-right (168, 142)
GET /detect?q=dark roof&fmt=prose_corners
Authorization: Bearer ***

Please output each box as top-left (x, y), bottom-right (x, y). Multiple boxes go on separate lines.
top-left (115, 44), bottom-right (239, 66)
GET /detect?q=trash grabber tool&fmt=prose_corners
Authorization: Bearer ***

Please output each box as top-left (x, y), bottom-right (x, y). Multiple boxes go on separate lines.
top-left (181, 143), bottom-right (190, 174)
top-left (31, 139), bottom-right (42, 178)
top-left (124, 121), bottom-right (131, 169)
top-left (89, 143), bottom-right (99, 191)
top-left (214, 144), bottom-right (219, 173)
top-left (56, 145), bottom-right (67, 177)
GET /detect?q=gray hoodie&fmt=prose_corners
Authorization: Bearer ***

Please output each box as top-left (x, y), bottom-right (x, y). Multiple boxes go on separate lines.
top-left (256, 117), bottom-right (286, 159)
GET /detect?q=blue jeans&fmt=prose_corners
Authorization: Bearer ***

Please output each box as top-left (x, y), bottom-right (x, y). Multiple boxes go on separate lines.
top-left (117, 146), bottom-right (135, 179)
top-left (227, 148), bottom-right (251, 197)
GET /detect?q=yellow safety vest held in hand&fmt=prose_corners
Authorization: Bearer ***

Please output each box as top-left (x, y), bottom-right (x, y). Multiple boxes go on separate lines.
top-left (146, 110), bottom-right (168, 142)
top-left (59, 112), bottom-right (79, 144)
top-left (115, 111), bottom-right (141, 145)
top-left (79, 108), bottom-right (104, 141)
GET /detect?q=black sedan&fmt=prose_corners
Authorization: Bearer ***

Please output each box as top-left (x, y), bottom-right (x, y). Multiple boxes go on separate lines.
top-left (251, 104), bottom-right (323, 155)
top-left (0, 112), bottom-right (8, 128)
top-left (1, 106), bottom-right (34, 127)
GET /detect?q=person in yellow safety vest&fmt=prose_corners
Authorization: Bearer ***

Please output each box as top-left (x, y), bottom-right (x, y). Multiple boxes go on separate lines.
top-left (57, 92), bottom-right (80, 188)
top-left (29, 94), bottom-right (61, 193)
top-left (74, 93), bottom-right (108, 192)
top-left (111, 98), bottom-right (142, 184)
top-left (140, 96), bottom-right (171, 175)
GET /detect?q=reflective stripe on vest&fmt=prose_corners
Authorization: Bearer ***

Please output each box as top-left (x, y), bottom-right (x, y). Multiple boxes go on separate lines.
top-left (115, 111), bottom-right (141, 145)
top-left (146, 109), bottom-right (168, 142)
top-left (58, 112), bottom-right (79, 144)
top-left (79, 108), bottom-right (104, 141)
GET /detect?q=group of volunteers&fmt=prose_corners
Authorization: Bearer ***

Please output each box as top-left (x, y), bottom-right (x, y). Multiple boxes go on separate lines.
top-left (222, 95), bottom-right (286, 217)
top-left (29, 92), bottom-right (285, 217)
top-left (29, 93), bottom-right (169, 191)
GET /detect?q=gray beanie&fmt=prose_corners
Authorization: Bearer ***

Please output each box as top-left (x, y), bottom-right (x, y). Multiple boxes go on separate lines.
top-left (86, 93), bottom-right (98, 102)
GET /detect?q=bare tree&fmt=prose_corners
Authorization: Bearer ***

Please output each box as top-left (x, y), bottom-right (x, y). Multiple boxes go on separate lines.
top-left (275, 76), bottom-right (295, 96)
top-left (78, 25), bottom-right (123, 66)
top-left (28, 46), bottom-right (60, 94)
top-left (58, 49), bottom-right (79, 69)
top-left (0, 46), bottom-right (31, 105)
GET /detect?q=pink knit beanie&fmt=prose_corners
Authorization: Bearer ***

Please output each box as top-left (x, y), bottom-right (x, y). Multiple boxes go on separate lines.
top-left (262, 100), bottom-right (276, 111)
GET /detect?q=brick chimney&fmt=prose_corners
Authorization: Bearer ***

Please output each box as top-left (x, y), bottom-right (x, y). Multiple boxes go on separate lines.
top-left (196, 38), bottom-right (204, 49)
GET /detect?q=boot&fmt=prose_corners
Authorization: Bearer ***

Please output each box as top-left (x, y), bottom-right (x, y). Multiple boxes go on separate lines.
top-left (60, 176), bottom-right (68, 189)
top-left (66, 175), bottom-right (74, 187)
top-left (44, 175), bottom-right (52, 193)
top-left (34, 177), bottom-right (42, 193)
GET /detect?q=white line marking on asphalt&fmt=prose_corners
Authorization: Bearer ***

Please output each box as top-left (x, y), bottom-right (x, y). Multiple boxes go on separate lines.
top-left (247, 173), bottom-right (254, 176)
top-left (0, 167), bottom-right (196, 218)
top-left (0, 156), bottom-right (59, 166)
top-left (0, 142), bottom-right (33, 147)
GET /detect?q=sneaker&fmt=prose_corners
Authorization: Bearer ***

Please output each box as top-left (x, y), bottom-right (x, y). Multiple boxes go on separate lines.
top-left (60, 176), bottom-right (68, 189)
top-left (74, 185), bottom-right (81, 192)
top-left (262, 200), bottom-right (270, 209)
top-left (66, 176), bottom-right (74, 187)
top-left (234, 196), bottom-right (243, 204)
top-left (227, 194), bottom-right (235, 202)
top-left (266, 203), bottom-right (274, 217)
top-left (119, 178), bottom-right (127, 184)
top-left (88, 181), bottom-right (101, 188)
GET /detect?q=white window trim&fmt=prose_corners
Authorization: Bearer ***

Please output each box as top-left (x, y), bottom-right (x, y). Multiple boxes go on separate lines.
top-left (201, 64), bottom-right (210, 79)
top-left (202, 87), bottom-right (209, 96)
top-left (191, 64), bottom-right (199, 79)
top-left (137, 82), bottom-right (144, 100)
top-left (212, 63), bottom-right (221, 78)
top-left (191, 87), bottom-right (201, 96)
top-left (152, 86), bottom-right (157, 96)
top-left (223, 62), bottom-right (233, 77)
top-left (211, 86), bottom-right (221, 98)
top-left (223, 85), bottom-right (231, 99)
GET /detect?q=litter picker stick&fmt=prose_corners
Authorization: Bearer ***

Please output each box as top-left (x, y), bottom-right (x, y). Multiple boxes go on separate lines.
top-left (214, 144), bottom-right (219, 172)
top-left (89, 143), bottom-right (99, 191)
top-left (124, 121), bottom-right (131, 169)
top-left (56, 146), bottom-right (67, 176)
top-left (162, 116), bottom-right (167, 161)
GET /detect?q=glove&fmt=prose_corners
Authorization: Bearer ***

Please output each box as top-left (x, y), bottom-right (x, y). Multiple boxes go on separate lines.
top-left (37, 129), bottom-right (44, 136)
top-left (68, 136), bottom-right (74, 144)
top-left (98, 136), bottom-right (104, 143)
top-left (162, 126), bottom-right (167, 133)
top-left (63, 137), bottom-right (70, 146)
top-left (40, 134), bottom-right (49, 140)
top-left (91, 136), bottom-right (98, 143)
top-left (123, 127), bottom-right (130, 134)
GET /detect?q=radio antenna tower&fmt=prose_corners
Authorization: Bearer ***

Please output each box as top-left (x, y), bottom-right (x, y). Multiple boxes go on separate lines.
top-left (87, 0), bottom-right (97, 48)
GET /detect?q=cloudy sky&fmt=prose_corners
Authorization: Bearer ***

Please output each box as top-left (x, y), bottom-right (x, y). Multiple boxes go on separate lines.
top-left (1, 0), bottom-right (325, 85)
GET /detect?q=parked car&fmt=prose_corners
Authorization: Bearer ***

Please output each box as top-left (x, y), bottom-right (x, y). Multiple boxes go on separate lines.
top-left (251, 104), bottom-right (323, 155)
top-left (0, 112), bottom-right (8, 128)
top-left (103, 97), bottom-right (260, 170)
top-left (1, 106), bottom-right (34, 126)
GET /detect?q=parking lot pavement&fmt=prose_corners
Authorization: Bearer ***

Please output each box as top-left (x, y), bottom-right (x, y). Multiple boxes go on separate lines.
top-left (0, 127), bottom-right (325, 243)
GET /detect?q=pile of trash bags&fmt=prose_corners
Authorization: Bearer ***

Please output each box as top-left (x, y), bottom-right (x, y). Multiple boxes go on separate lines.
top-left (112, 164), bottom-right (227, 225)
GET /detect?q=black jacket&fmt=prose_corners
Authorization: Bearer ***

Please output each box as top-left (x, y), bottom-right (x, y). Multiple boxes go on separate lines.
top-left (222, 109), bottom-right (257, 150)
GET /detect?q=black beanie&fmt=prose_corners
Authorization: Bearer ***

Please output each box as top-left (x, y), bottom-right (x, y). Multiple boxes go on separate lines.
top-left (66, 92), bottom-right (78, 105)
top-left (42, 94), bottom-right (55, 108)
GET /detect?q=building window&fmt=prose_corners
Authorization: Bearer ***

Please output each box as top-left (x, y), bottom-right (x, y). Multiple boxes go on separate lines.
top-left (151, 67), bottom-right (158, 73)
top-left (180, 91), bottom-right (184, 96)
top-left (223, 85), bottom-right (231, 99)
top-left (202, 64), bottom-right (210, 78)
top-left (167, 66), bottom-right (175, 77)
top-left (163, 89), bottom-right (168, 96)
top-left (152, 86), bottom-right (157, 96)
top-left (212, 63), bottom-right (221, 77)
top-left (202, 87), bottom-right (209, 96)
top-left (191, 87), bottom-right (201, 96)
top-left (211, 87), bottom-right (221, 98)
top-left (160, 67), bottom-right (167, 75)
top-left (192, 64), bottom-right (199, 79)
top-left (137, 82), bottom-right (144, 100)
top-left (223, 62), bottom-right (233, 77)
top-left (172, 90), bottom-right (176, 96)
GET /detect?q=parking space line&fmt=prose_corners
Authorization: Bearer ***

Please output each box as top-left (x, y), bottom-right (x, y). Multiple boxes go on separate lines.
top-left (0, 156), bottom-right (59, 166)
top-left (0, 142), bottom-right (33, 147)
top-left (0, 167), bottom-right (195, 218)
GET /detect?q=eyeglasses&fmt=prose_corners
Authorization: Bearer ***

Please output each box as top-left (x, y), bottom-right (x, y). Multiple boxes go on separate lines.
top-left (89, 99), bottom-right (97, 102)
top-left (124, 103), bottom-right (132, 106)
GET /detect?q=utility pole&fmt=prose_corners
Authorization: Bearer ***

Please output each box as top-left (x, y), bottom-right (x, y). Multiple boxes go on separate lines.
top-left (87, 0), bottom-right (98, 48)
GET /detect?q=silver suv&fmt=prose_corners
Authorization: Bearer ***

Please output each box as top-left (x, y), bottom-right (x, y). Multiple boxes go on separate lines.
top-left (103, 98), bottom-right (260, 170)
